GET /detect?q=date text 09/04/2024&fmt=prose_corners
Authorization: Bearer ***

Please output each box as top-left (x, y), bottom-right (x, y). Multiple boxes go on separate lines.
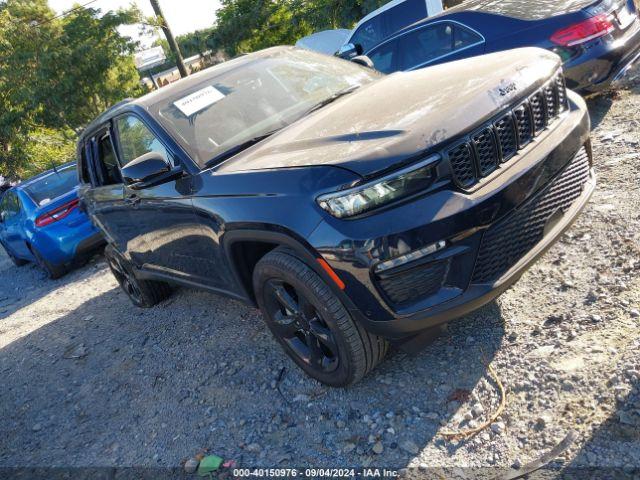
top-left (232, 468), bottom-right (400, 477)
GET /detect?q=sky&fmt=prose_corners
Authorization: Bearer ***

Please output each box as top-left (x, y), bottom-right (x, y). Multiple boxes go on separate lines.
top-left (48, 0), bottom-right (221, 48)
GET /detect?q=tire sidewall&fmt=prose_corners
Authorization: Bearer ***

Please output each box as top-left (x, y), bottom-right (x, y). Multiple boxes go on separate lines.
top-left (254, 254), bottom-right (358, 387)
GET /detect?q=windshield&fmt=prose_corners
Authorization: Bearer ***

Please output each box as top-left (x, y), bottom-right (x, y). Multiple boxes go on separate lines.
top-left (24, 166), bottom-right (77, 206)
top-left (151, 49), bottom-right (381, 167)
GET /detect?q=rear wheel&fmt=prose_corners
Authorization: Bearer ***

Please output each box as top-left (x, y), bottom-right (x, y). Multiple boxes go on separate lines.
top-left (253, 248), bottom-right (388, 387)
top-left (105, 245), bottom-right (172, 308)
top-left (31, 246), bottom-right (66, 279)
top-left (0, 241), bottom-right (28, 267)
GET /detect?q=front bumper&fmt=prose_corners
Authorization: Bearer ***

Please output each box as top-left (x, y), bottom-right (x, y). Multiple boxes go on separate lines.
top-left (308, 91), bottom-right (593, 344)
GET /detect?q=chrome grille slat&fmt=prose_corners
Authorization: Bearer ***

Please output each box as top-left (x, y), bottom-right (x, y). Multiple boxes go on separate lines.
top-left (446, 72), bottom-right (568, 190)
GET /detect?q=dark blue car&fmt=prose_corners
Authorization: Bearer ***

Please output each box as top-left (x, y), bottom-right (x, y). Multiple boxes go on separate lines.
top-left (0, 163), bottom-right (104, 278)
top-left (78, 47), bottom-right (594, 386)
top-left (354, 0), bottom-right (640, 94)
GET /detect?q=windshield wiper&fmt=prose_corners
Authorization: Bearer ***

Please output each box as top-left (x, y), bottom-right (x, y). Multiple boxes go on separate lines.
top-left (205, 129), bottom-right (281, 168)
top-left (304, 85), bottom-right (361, 115)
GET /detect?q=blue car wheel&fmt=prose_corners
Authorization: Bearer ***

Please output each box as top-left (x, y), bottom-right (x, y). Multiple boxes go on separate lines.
top-left (31, 245), bottom-right (67, 279)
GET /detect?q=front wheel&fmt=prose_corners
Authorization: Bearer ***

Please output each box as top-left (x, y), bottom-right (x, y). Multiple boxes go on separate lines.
top-left (253, 248), bottom-right (388, 387)
top-left (104, 245), bottom-right (172, 308)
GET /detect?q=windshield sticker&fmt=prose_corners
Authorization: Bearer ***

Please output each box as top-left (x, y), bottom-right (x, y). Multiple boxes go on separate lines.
top-left (173, 86), bottom-right (226, 117)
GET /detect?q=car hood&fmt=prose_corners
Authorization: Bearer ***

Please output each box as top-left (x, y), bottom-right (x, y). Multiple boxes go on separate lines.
top-left (217, 48), bottom-right (562, 179)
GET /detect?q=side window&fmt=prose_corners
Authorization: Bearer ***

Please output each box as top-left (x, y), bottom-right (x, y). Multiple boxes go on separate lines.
top-left (96, 133), bottom-right (122, 186)
top-left (369, 40), bottom-right (399, 74)
top-left (0, 195), bottom-right (8, 220)
top-left (398, 23), bottom-right (454, 70)
top-left (115, 115), bottom-right (170, 167)
top-left (3, 192), bottom-right (19, 218)
top-left (454, 25), bottom-right (483, 49)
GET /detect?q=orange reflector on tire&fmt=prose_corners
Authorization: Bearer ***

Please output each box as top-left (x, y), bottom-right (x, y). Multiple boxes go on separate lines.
top-left (317, 258), bottom-right (346, 290)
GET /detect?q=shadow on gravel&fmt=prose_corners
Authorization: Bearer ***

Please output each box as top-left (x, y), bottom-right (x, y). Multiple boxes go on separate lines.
top-left (0, 264), bottom-right (507, 471)
top-left (586, 93), bottom-right (614, 130)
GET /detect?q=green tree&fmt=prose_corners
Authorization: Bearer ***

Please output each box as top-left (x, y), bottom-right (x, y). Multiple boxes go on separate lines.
top-left (0, 0), bottom-right (143, 178)
top-left (209, 0), bottom-right (388, 56)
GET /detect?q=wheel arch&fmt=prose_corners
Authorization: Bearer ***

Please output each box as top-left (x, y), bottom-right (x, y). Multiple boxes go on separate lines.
top-left (223, 229), bottom-right (344, 306)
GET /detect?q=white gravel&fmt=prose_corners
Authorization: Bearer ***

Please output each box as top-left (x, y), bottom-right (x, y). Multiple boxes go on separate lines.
top-left (1, 76), bottom-right (639, 475)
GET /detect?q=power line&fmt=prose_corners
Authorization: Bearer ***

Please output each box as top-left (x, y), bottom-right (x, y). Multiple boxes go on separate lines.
top-left (32, 0), bottom-right (99, 27)
top-left (7, 0), bottom-right (99, 28)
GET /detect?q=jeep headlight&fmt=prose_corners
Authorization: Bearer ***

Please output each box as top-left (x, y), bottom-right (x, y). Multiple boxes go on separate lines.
top-left (317, 155), bottom-right (440, 219)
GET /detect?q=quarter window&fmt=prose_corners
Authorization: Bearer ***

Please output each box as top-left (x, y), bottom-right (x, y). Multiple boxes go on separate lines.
top-left (116, 115), bottom-right (170, 167)
top-left (454, 24), bottom-right (483, 49)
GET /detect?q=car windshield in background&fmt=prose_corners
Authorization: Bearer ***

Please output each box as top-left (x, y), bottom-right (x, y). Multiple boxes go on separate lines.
top-left (24, 166), bottom-right (78, 206)
top-left (152, 49), bottom-right (381, 167)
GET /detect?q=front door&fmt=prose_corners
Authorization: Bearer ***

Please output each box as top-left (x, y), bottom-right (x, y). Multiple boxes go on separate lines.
top-left (112, 113), bottom-right (208, 284)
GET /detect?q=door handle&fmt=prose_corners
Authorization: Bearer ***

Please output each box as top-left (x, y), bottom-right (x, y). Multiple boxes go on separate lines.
top-left (125, 194), bottom-right (141, 207)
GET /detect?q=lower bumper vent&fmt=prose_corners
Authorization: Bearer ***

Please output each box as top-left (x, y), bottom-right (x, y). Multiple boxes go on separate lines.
top-left (471, 147), bottom-right (591, 283)
top-left (377, 259), bottom-right (449, 307)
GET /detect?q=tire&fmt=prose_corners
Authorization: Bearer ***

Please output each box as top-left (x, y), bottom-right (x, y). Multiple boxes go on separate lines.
top-left (104, 244), bottom-right (172, 308)
top-left (31, 245), bottom-right (67, 279)
top-left (0, 241), bottom-right (28, 267)
top-left (253, 248), bottom-right (388, 387)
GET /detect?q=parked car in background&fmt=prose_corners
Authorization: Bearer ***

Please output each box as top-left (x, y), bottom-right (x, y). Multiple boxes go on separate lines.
top-left (79, 46), bottom-right (594, 386)
top-left (352, 0), bottom-right (640, 94)
top-left (295, 29), bottom-right (352, 55)
top-left (342, 0), bottom-right (444, 54)
top-left (0, 163), bottom-right (104, 278)
top-left (298, 0), bottom-right (444, 56)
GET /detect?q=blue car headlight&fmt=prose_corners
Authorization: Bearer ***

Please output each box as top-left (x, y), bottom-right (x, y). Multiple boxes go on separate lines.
top-left (317, 154), bottom-right (440, 219)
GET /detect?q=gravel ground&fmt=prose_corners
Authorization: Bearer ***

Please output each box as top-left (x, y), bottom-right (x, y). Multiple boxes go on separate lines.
top-left (1, 77), bottom-right (639, 478)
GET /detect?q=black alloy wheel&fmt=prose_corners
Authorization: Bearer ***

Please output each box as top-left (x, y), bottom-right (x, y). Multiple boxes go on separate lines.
top-left (104, 244), bottom-right (172, 308)
top-left (107, 253), bottom-right (143, 305)
top-left (254, 247), bottom-right (388, 387)
top-left (263, 279), bottom-right (340, 373)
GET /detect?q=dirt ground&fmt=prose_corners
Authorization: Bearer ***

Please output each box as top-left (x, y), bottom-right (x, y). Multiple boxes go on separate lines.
top-left (1, 76), bottom-right (639, 478)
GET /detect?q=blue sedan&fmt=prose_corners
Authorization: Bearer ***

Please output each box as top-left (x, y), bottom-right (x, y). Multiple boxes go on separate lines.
top-left (0, 163), bottom-right (104, 278)
top-left (355, 0), bottom-right (640, 94)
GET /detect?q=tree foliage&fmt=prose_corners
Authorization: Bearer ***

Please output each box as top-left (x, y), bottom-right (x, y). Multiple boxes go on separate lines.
top-left (0, 0), bottom-right (142, 179)
top-left (210, 0), bottom-right (388, 56)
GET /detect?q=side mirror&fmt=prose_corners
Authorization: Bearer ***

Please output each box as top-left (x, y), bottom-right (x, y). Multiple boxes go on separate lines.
top-left (336, 43), bottom-right (362, 59)
top-left (121, 152), bottom-right (182, 190)
top-left (351, 55), bottom-right (375, 69)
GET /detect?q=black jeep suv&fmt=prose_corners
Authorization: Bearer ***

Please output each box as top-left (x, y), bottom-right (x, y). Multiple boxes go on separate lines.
top-left (78, 47), bottom-right (595, 386)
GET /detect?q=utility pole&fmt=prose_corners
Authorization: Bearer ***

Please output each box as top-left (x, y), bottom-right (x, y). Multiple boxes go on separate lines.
top-left (149, 0), bottom-right (188, 78)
